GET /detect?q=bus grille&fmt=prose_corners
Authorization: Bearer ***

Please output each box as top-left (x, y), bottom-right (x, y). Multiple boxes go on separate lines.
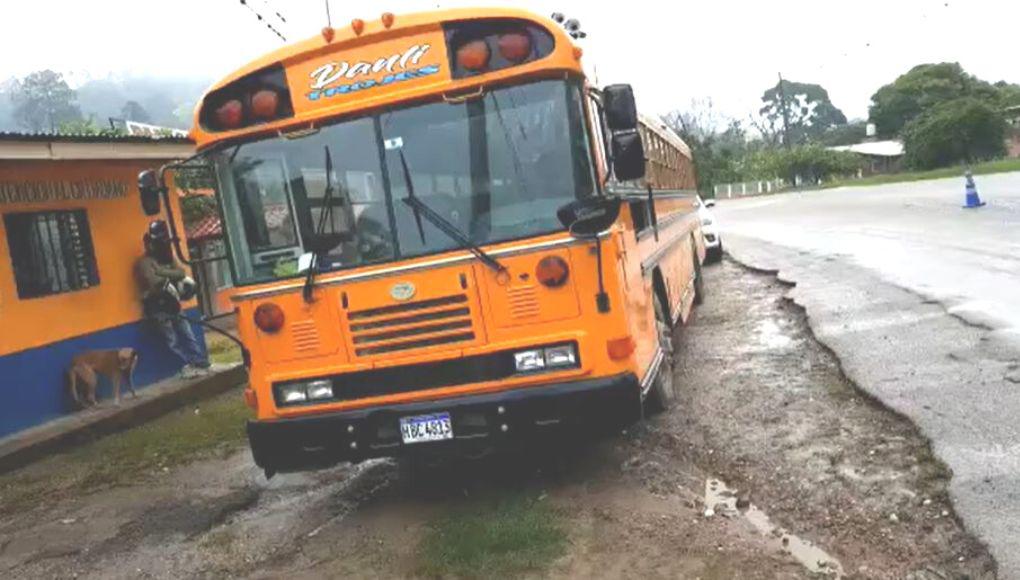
top-left (347, 294), bottom-right (475, 357)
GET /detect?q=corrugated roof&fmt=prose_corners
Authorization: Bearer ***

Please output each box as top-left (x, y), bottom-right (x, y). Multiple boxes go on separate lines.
top-left (0, 131), bottom-right (192, 145)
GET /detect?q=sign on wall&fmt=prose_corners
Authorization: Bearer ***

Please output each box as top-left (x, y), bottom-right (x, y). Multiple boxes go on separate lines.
top-left (0, 180), bottom-right (128, 204)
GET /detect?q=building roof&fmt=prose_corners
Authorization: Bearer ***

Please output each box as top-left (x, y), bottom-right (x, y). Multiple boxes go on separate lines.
top-left (828, 140), bottom-right (904, 157)
top-left (0, 130), bottom-right (191, 144)
top-left (0, 131), bottom-right (194, 161)
top-left (187, 213), bottom-right (222, 243)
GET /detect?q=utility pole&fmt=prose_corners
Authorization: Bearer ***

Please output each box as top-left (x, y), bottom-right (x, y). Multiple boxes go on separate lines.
top-left (777, 72), bottom-right (792, 149)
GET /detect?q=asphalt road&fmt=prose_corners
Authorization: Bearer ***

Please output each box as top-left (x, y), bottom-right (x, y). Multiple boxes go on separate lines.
top-left (714, 173), bottom-right (1020, 578)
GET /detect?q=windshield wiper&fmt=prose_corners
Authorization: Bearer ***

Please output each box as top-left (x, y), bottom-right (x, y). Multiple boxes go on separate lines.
top-left (303, 144), bottom-right (337, 302)
top-left (395, 149), bottom-right (506, 274)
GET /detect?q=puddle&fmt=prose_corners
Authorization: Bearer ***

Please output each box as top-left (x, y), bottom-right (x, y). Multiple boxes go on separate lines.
top-left (705, 478), bottom-right (844, 578)
top-left (756, 319), bottom-right (795, 349)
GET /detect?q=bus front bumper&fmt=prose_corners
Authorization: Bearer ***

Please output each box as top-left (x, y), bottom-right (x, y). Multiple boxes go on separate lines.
top-left (247, 373), bottom-right (641, 475)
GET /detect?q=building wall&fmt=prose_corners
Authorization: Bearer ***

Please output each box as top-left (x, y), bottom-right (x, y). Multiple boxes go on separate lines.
top-left (0, 157), bottom-right (203, 437)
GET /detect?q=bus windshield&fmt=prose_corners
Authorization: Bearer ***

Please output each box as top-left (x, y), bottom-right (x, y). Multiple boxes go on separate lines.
top-left (210, 78), bottom-right (596, 285)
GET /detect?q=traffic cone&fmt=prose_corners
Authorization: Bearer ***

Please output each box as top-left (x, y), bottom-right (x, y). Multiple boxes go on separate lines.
top-left (963, 171), bottom-right (986, 208)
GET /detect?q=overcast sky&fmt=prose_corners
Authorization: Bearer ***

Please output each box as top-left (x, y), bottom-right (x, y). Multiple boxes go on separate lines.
top-left (3, 0), bottom-right (1018, 123)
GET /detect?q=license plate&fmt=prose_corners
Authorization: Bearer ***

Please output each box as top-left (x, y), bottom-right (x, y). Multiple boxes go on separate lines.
top-left (399, 412), bottom-right (453, 444)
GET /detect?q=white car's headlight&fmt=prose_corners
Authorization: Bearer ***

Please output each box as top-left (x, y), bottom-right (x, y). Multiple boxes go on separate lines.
top-left (701, 217), bottom-right (713, 226)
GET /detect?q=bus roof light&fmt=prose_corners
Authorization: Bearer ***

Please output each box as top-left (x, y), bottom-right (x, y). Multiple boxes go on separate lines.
top-left (351, 18), bottom-right (365, 35)
top-left (456, 40), bottom-right (491, 71)
top-left (215, 99), bottom-right (244, 130)
top-left (381, 12), bottom-right (395, 28)
top-left (251, 89), bottom-right (280, 120)
top-left (321, 27), bottom-right (335, 42)
top-left (497, 31), bottom-right (532, 63)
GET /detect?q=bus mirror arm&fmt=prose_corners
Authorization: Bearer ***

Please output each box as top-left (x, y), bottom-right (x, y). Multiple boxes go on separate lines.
top-left (594, 236), bottom-right (610, 313)
top-left (140, 153), bottom-right (206, 268)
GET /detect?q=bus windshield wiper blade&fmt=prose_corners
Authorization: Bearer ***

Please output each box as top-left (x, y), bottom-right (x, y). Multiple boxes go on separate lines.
top-left (395, 149), bottom-right (506, 274)
top-left (303, 144), bottom-right (337, 302)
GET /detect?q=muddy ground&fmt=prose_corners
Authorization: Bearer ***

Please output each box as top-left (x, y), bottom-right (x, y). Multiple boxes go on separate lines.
top-left (0, 260), bottom-right (997, 579)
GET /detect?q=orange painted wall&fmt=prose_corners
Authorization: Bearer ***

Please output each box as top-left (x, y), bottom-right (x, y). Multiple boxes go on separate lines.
top-left (0, 159), bottom-right (194, 357)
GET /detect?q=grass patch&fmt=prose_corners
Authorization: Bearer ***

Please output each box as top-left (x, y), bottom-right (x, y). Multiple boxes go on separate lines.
top-left (822, 157), bottom-right (1020, 189)
top-left (0, 389), bottom-right (250, 515)
top-left (206, 333), bottom-right (242, 365)
top-left (418, 492), bottom-right (566, 578)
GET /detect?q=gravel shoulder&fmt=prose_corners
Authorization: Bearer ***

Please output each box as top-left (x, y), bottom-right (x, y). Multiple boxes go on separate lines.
top-left (0, 260), bottom-right (994, 579)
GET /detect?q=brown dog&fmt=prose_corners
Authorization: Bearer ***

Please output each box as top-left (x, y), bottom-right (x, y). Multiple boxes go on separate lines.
top-left (67, 348), bottom-right (139, 407)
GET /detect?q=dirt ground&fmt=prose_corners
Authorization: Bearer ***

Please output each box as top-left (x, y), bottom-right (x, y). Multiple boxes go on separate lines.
top-left (0, 260), bottom-right (997, 579)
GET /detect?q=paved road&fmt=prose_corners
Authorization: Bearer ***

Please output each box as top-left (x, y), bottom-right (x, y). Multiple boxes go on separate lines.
top-left (714, 173), bottom-right (1020, 578)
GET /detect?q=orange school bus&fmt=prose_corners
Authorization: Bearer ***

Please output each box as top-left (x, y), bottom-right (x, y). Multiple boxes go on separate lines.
top-left (139, 8), bottom-right (705, 476)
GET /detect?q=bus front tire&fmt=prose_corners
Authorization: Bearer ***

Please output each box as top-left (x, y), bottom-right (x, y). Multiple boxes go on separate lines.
top-left (644, 294), bottom-right (677, 415)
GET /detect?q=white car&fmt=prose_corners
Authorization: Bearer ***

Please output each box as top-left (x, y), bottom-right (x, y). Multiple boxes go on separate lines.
top-left (697, 197), bottom-right (723, 263)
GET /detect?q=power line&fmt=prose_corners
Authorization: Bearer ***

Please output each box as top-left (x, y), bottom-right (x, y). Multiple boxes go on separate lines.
top-left (238, 0), bottom-right (287, 42)
top-left (257, 0), bottom-right (287, 24)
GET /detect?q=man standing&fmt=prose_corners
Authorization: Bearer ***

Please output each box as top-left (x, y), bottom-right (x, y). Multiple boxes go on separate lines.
top-left (137, 220), bottom-right (210, 378)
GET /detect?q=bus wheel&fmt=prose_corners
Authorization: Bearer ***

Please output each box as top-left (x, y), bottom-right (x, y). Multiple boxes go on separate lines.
top-left (644, 294), bottom-right (677, 415)
top-left (693, 245), bottom-right (706, 305)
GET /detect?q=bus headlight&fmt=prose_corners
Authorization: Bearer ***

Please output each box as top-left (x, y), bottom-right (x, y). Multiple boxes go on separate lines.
top-left (513, 344), bottom-right (578, 373)
top-left (276, 379), bottom-right (333, 405)
top-left (278, 384), bottom-right (309, 404)
top-left (306, 380), bottom-right (334, 400)
top-left (514, 349), bottom-right (546, 372)
top-left (544, 345), bottom-right (577, 367)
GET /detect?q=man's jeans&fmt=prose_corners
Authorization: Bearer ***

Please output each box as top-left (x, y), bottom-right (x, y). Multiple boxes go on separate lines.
top-left (152, 314), bottom-right (210, 368)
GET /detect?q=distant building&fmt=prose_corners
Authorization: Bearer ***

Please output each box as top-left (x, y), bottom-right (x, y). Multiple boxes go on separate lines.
top-left (828, 140), bottom-right (904, 175)
top-left (0, 131), bottom-right (200, 437)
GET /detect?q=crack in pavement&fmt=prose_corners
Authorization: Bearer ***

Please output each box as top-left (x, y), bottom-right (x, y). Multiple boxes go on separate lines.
top-left (724, 234), bottom-right (1020, 578)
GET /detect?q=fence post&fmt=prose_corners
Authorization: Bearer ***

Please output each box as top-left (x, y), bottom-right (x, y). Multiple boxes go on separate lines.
top-left (727, 184), bottom-right (732, 198)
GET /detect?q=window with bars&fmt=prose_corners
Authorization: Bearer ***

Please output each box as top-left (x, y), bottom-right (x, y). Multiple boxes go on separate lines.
top-left (3, 209), bottom-right (100, 299)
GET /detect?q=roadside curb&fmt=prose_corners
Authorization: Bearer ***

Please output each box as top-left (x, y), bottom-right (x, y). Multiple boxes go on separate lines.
top-left (0, 365), bottom-right (248, 475)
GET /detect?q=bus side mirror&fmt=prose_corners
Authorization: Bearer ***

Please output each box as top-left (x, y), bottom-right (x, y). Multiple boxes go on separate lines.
top-left (138, 169), bottom-right (163, 216)
top-left (602, 84), bottom-right (638, 131)
top-left (611, 131), bottom-right (645, 182)
top-left (557, 196), bottom-right (622, 238)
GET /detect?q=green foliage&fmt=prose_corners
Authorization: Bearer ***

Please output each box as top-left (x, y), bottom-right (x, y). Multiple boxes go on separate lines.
top-left (57, 117), bottom-right (125, 137)
top-left (743, 146), bottom-right (862, 183)
top-left (821, 157), bottom-right (1020, 189)
top-left (418, 492), bottom-right (566, 577)
top-left (759, 80), bottom-right (848, 144)
top-left (901, 97), bottom-right (1006, 169)
top-left (868, 63), bottom-right (1003, 137)
top-left (181, 194), bottom-right (219, 226)
top-left (662, 104), bottom-right (749, 195)
top-left (121, 100), bottom-right (152, 123)
top-left (819, 120), bottom-right (869, 146)
top-left (9, 70), bottom-right (82, 132)
top-left (0, 389), bottom-right (249, 514)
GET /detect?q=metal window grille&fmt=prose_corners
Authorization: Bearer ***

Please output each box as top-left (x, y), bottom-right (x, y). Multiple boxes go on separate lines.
top-left (3, 209), bottom-right (100, 299)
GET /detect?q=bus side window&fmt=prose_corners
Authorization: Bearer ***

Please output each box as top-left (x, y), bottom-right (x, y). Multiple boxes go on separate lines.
top-left (585, 93), bottom-right (609, 185)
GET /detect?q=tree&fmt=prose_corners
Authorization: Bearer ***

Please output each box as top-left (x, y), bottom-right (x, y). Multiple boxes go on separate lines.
top-left (742, 146), bottom-right (861, 184)
top-left (758, 80), bottom-right (848, 145)
top-left (868, 63), bottom-right (1002, 137)
top-left (901, 97), bottom-right (1006, 169)
top-left (10, 70), bottom-right (82, 132)
top-left (819, 120), bottom-right (868, 147)
top-left (662, 99), bottom-right (746, 195)
top-left (120, 100), bottom-right (151, 123)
